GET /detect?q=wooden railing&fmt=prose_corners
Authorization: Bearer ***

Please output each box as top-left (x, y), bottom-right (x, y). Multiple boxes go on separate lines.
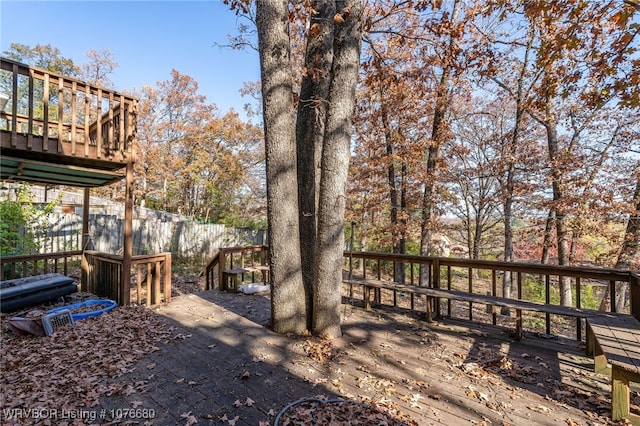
top-left (0, 57), bottom-right (137, 163)
top-left (344, 251), bottom-right (638, 339)
top-left (82, 251), bottom-right (171, 306)
top-left (0, 250), bottom-right (82, 281)
top-left (205, 245), bottom-right (269, 290)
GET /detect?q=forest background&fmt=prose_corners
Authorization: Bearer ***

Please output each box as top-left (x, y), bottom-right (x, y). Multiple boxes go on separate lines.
top-left (2, 0), bottom-right (639, 275)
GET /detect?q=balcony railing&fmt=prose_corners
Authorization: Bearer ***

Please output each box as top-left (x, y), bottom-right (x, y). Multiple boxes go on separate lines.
top-left (0, 57), bottom-right (137, 164)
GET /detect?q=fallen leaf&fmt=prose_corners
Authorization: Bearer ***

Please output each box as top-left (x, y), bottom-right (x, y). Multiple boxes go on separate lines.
top-left (309, 23), bottom-right (320, 37)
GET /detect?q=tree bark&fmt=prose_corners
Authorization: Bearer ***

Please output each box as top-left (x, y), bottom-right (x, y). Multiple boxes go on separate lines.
top-left (541, 208), bottom-right (555, 264)
top-left (601, 170), bottom-right (640, 311)
top-left (545, 117), bottom-right (572, 306)
top-left (419, 0), bottom-right (461, 285)
top-left (296, 0), bottom-right (335, 330)
top-left (503, 39), bottom-right (531, 299)
top-left (256, 0), bottom-right (306, 334)
top-left (380, 83), bottom-right (406, 283)
top-left (313, 0), bottom-right (363, 338)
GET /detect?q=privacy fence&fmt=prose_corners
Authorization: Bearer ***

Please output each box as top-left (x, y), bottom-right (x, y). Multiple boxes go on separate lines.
top-left (39, 213), bottom-right (266, 262)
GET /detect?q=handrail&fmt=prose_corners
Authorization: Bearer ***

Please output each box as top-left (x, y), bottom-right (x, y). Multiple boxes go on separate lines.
top-left (204, 245), bottom-right (268, 290)
top-left (0, 250), bottom-right (83, 280)
top-left (343, 250), bottom-right (638, 339)
top-left (345, 251), bottom-right (630, 281)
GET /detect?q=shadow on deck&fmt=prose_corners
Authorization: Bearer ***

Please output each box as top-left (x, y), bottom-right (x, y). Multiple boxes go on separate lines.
top-left (98, 288), bottom-right (621, 425)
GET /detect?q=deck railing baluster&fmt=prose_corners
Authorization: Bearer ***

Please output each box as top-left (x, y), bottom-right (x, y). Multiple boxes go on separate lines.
top-left (10, 63), bottom-right (18, 146)
top-left (27, 68), bottom-right (34, 148)
top-left (57, 77), bottom-right (63, 150)
top-left (71, 81), bottom-right (77, 154)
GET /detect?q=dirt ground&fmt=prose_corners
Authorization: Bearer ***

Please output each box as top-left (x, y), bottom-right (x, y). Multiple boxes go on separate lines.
top-left (1, 272), bottom-right (638, 425)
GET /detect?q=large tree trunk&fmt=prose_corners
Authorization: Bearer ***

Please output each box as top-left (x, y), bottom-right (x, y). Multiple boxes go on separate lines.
top-left (313, 0), bottom-right (363, 338)
top-left (256, 0), bottom-right (306, 334)
top-left (296, 0), bottom-right (335, 330)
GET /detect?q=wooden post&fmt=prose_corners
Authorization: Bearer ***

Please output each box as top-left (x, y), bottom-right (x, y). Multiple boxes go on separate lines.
top-left (164, 253), bottom-right (172, 303)
top-left (81, 188), bottom-right (90, 292)
top-left (107, 92), bottom-right (114, 157)
top-left (57, 77), bottom-right (63, 151)
top-left (630, 273), bottom-right (640, 321)
top-left (517, 272), bottom-right (523, 339)
top-left (576, 276), bottom-right (582, 341)
top-left (432, 259), bottom-right (440, 319)
top-left (153, 260), bottom-right (161, 304)
top-left (468, 267), bottom-right (473, 321)
top-left (11, 63), bottom-right (18, 147)
top-left (491, 270), bottom-right (497, 325)
top-left (611, 368), bottom-right (629, 422)
top-left (122, 161), bottom-right (133, 305)
top-left (218, 248), bottom-right (226, 290)
top-left (27, 69), bottom-right (34, 148)
top-left (145, 263), bottom-right (152, 306)
top-left (96, 89), bottom-right (102, 159)
top-left (136, 265), bottom-right (142, 305)
top-left (71, 81), bottom-right (77, 155)
top-left (84, 85), bottom-right (90, 157)
top-left (363, 285), bottom-right (371, 310)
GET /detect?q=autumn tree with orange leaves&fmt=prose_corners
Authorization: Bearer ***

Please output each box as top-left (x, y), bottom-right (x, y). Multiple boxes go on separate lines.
top-left (135, 70), bottom-right (264, 225)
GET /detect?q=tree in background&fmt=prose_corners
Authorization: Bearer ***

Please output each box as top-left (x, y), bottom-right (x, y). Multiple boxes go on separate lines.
top-left (0, 185), bottom-right (59, 257)
top-left (135, 70), bottom-right (264, 226)
top-left (78, 48), bottom-right (118, 89)
top-left (2, 43), bottom-right (77, 76)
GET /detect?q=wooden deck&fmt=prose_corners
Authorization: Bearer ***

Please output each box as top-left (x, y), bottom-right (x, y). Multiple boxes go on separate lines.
top-left (587, 313), bottom-right (640, 423)
top-left (96, 288), bottom-right (628, 425)
top-left (0, 57), bottom-right (137, 187)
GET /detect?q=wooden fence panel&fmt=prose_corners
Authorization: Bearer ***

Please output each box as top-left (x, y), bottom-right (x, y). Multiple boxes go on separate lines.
top-left (37, 213), bottom-right (264, 260)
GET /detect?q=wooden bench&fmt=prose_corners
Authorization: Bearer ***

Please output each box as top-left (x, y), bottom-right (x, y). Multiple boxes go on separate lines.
top-left (586, 313), bottom-right (640, 424)
top-left (344, 277), bottom-right (598, 340)
top-left (222, 266), bottom-right (270, 292)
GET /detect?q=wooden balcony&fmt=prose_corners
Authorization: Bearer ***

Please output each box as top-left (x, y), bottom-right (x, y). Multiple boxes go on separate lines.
top-left (0, 57), bottom-right (137, 187)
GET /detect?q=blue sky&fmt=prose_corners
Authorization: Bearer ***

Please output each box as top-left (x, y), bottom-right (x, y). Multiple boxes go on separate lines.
top-left (0, 0), bottom-right (260, 118)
